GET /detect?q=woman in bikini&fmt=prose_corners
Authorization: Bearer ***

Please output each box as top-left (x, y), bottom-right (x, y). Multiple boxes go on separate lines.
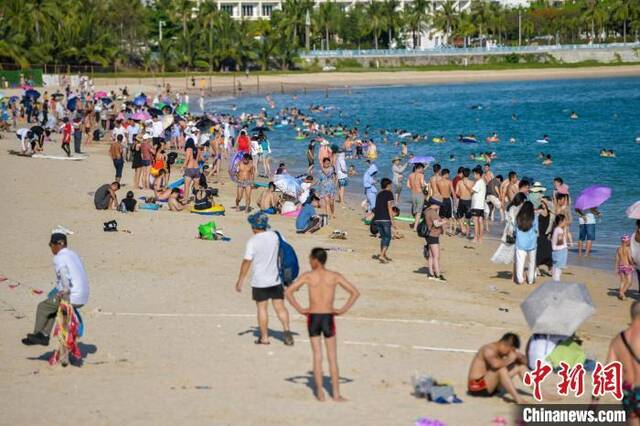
top-left (617, 235), bottom-right (636, 301)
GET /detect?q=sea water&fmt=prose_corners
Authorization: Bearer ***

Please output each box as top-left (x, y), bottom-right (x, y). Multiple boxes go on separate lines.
top-left (207, 77), bottom-right (640, 268)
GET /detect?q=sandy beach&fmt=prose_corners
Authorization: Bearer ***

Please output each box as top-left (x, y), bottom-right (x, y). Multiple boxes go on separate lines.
top-left (3, 65), bottom-right (639, 101)
top-left (0, 112), bottom-right (631, 425)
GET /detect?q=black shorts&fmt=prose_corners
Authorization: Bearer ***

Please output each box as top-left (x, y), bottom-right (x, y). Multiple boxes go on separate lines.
top-left (439, 198), bottom-right (452, 219)
top-left (252, 285), bottom-right (284, 302)
top-left (307, 313), bottom-right (336, 338)
top-left (425, 235), bottom-right (440, 245)
top-left (471, 209), bottom-right (484, 217)
top-left (456, 199), bottom-right (471, 219)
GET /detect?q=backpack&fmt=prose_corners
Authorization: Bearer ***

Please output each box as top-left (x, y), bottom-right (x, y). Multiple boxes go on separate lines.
top-left (275, 231), bottom-right (299, 286)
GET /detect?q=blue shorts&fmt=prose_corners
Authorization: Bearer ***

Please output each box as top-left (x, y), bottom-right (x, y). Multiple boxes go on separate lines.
top-left (579, 224), bottom-right (595, 241)
top-left (338, 178), bottom-right (348, 188)
top-left (552, 248), bottom-right (568, 269)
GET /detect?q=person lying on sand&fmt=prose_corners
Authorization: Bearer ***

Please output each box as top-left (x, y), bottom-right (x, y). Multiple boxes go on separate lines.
top-left (467, 332), bottom-right (528, 404)
top-left (285, 248), bottom-right (360, 402)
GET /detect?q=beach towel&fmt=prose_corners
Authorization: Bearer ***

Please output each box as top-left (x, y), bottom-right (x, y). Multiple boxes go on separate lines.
top-left (546, 339), bottom-right (586, 369)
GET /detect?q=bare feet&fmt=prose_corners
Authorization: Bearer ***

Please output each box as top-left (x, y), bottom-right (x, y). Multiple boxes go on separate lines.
top-left (315, 390), bottom-right (326, 402)
top-left (332, 395), bottom-right (348, 402)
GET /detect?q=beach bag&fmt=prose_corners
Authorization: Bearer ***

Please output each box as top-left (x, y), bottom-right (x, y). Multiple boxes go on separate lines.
top-left (198, 221), bottom-right (217, 240)
top-left (416, 219), bottom-right (427, 238)
top-left (275, 231), bottom-right (299, 286)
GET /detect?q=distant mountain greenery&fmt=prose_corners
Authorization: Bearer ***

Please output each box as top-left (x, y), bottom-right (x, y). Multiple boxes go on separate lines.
top-left (0, 0), bottom-right (638, 71)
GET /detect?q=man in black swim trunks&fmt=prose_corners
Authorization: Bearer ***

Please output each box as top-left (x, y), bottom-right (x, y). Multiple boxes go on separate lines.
top-left (285, 248), bottom-right (360, 402)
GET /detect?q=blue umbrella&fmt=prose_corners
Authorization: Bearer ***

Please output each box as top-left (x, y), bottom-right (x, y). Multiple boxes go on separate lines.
top-left (133, 95), bottom-right (147, 106)
top-left (25, 89), bottom-right (41, 99)
top-left (67, 96), bottom-right (78, 111)
top-left (101, 97), bottom-right (113, 105)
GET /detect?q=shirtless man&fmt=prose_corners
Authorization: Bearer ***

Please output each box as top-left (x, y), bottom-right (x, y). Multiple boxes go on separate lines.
top-left (428, 164), bottom-right (442, 202)
top-left (235, 153), bottom-right (255, 212)
top-left (258, 182), bottom-right (279, 214)
top-left (285, 248), bottom-right (360, 402)
top-left (407, 163), bottom-right (427, 228)
top-left (109, 135), bottom-right (125, 183)
top-left (436, 169), bottom-right (456, 235)
top-left (468, 333), bottom-right (528, 404)
top-left (455, 168), bottom-right (473, 238)
top-left (603, 301), bottom-right (640, 424)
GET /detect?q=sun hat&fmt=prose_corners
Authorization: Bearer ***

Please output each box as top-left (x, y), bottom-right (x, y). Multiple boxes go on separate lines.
top-left (247, 211), bottom-right (270, 230)
top-left (530, 182), bottom-right (547, 193)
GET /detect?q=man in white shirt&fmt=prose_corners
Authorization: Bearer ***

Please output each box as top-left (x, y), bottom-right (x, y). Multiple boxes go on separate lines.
top-left (22, 233), bottom-right (89, 346)
top-left (335, 150), bottom-right (349, 203)
top-left (16, 128), bottom-right (34, 153)
top-left (151, 116), bottom-right (165, 146)
top-left (235, 212), bottom-right (294, 346)
top-left (471, 167), bottom-right (487, 243)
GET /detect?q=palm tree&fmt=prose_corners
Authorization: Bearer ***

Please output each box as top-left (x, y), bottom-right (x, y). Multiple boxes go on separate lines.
top-left (471, 0), bottom-right (491, 44)
top-left (456, 12), bottom-right (475, 48)
top-left (381, 0), bottom-right (400, 48)
top-left (433, 1), bottom-right (459, 45)
top-left (171, 0), bottom-right (194, 66)
top-left (366, 1), bottom-right (385, 49)
top-left (404, 0), bottom-right (430, 48)
top-left (613, 0), bottom-right (631, 42)
top-left (314, 2), bottom-right (339, 50)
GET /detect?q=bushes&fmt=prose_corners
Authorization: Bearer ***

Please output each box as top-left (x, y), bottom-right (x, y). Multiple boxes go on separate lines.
top-left (335, 58), bottom-right (363, 69)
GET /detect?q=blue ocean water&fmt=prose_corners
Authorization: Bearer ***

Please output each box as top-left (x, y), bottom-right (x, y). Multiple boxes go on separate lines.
top-left (208, 77), bottom-right (640, 261)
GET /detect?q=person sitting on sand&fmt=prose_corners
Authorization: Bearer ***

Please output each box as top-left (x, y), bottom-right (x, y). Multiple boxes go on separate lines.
top-left (296, 193), bottom-right (322, 234)
top-left (153, 169), bottom-right (172, 200)
top-left (285, 248), bottom-right (360, 401)
top-left (94, 182), bottom-right (120, 210)
top-left (167, 188), bottom-right (185, 212)
top-left (21, 233), bottom-right (89, 348)
top-left (258, 182), bottom-right (280, 214)
top-left (467, 333), bottom-right (528, 404)
top-left (118, 191), bottom-right (137, 212)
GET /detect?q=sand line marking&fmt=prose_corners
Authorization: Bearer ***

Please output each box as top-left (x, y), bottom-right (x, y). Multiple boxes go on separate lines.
top-left (93, 311), bottom-right (505, 330)
top-left (296, 339), bottom-right (476, 354)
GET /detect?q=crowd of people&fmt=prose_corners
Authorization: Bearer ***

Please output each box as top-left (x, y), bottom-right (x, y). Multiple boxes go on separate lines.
top-left (7, 78), bottom-right (640, 414)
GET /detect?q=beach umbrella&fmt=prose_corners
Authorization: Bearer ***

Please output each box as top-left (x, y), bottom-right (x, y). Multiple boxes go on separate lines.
top-left (574, 185), bottom-right (612, 210)
top-left (627, 201), bottom-right (640, 219)
top-left (196, 117), bottom-right (215, 132)
top-left (410, 156), bottom-right (436, 164)
top-left (252, 126), bottom-right (270, 132)
top-left (520, 282), bottom-right (595, 336)
top-left (147, 107), bottom-right (163, 117)
top-left (133, 95), bottom-right (147, 107)
top-left (9, 95), bottom-right (19, 103)
top-left (25, 89), bottom-right (41, 99)
top-left (101, 97), bottom-right (113, 105)
top-left (274, 173), bottom-right (302, 197)
top-left (94, 91), bottom-right (108, 99)
top-left (131, 111), bottom-right (150, 121)
top-left (162, 114), bottom-right (174, 130)
top-left (154, 101), bottom-right (166, 110)
top-left (66, 96), bottom-right (78, 112)
top-left (175, 103), bottom-right (189, 116)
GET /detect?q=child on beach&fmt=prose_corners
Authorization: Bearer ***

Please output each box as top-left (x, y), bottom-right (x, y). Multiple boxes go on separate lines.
top-left (551, 214), bottom-right (569, 281)
top-left (285, 248), bottom-right (360, 402)
top-left (617, 235), bottom-right (636, 300)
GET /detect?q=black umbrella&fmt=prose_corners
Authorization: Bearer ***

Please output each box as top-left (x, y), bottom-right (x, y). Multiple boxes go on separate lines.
top-left (196, 118), bottom-right (215, 132)
top-left (147, 107), bottom-right (163, 117)
top-left (252, 126), bottom-right (270, 132)
top-left (51, 92), bottom-right (64, 100)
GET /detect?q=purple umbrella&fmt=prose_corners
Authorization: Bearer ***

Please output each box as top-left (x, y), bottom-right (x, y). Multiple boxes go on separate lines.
top-left (574, 185), bottom-right (612, 210)
top-left (410, 156), bottom-right (436, 164)
top-left (131, 111), bottom-right (151, 121)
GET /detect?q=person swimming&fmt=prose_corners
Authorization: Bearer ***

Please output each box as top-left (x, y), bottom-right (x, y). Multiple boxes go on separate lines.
top-left (570, 111), bottom-right (578, 120)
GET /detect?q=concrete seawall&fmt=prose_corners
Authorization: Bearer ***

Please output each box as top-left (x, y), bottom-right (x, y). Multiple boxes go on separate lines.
top-left (303, 46), bottom-right (640, 68)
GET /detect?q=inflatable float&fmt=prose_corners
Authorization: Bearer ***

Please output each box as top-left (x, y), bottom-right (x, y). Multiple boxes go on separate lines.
top-left (395, 215), bottom-right (415, 223)
top-left (167, 178), bottom-right (185, 189)
top-left (459, 136), bottom-right (477, 144)
top-left (432, 137), bottom-right (446, 144)
top-left (190, 205), bottom-right (225, 216)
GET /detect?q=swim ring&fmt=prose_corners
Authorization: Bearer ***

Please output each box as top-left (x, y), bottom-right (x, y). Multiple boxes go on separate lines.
top-left (432, 137), bottom-right (446, 144)
top-left (395, 215), bottom-right (415, 223)
top-left (460, 136), bottom-right (477, 144)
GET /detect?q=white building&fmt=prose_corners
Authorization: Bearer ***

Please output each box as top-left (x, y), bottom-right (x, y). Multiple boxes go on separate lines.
top-left (195, 0), bottom-right (539, 47)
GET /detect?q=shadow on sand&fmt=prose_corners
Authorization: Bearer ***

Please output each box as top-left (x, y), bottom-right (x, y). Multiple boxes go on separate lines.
top-left (285, 372), bottom-right (354, 399)
top-left (26, 342), bottom-right (97, 367)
